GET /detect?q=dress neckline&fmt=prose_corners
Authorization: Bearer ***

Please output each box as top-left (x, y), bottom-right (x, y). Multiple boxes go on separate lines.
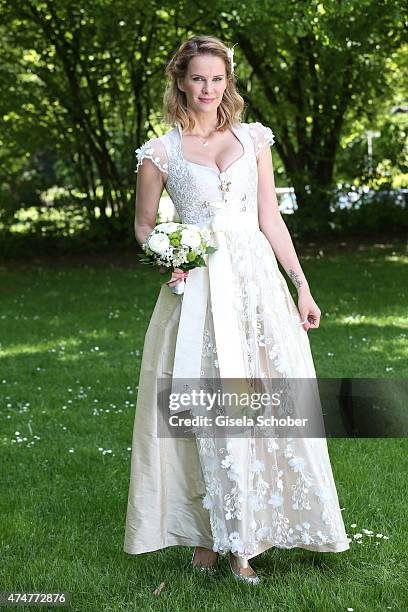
top-left (176, 121), bottom-right (246, 176)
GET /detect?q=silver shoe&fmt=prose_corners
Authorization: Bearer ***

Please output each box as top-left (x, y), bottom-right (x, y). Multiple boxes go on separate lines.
top-left (228, 552), bottom-right (261, 585)
top-left (190, 547), bottom-right (218, 576)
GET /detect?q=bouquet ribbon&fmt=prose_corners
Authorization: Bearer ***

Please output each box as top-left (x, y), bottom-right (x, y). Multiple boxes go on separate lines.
top-left (171, 205), bottom-right (261, 396)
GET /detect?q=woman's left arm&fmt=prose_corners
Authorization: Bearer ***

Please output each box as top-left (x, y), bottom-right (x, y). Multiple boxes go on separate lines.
top-left (257, 145), bottom-right (321, 332)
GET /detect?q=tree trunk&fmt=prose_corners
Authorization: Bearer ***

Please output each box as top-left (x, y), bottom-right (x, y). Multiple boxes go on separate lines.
top-left (291, 173), bottom-right (334, 235)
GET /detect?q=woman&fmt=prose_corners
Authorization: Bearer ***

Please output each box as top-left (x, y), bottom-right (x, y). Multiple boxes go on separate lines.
top-left (124, 35), bottom-right (350, 584)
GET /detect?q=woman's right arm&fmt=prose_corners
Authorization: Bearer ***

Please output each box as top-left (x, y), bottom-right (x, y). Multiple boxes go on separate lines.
top-left (134, 158), bottom-right (165, 247)
top-left (134, 152), bottom-right (188, 287)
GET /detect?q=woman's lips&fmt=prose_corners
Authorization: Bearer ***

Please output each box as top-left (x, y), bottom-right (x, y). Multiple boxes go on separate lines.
top-left (199, 98), bottom-right (215, 104)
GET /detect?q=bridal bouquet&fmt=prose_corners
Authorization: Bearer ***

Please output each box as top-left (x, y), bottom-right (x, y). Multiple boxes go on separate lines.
top-left (139, 222), bottom-right (216, 295)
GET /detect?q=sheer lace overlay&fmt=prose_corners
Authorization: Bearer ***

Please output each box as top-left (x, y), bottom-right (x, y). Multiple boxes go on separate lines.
top-left (135, 137), bottom-right (169, 175)
top-left (248, 122), bottom-right (275, 157)
top-left (194, 228), bottom-right (348, 558)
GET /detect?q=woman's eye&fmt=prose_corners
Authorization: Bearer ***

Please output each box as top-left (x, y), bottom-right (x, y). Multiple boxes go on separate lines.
top-left (193, 77), bottom-right (223, 81)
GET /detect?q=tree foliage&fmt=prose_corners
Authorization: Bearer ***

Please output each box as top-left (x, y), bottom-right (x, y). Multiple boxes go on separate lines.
top-left (0, 0), bottom-right (406, 239)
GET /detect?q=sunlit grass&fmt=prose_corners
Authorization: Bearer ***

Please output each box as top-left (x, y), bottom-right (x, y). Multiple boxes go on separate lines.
top-left (0, 242), bottom-right (407, 611)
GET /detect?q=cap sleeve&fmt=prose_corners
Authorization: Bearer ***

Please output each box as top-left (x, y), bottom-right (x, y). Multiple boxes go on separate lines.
top-left (248, 122), bottom-right (275, 158)
top-left (134, 137), bottom-right (169, 175)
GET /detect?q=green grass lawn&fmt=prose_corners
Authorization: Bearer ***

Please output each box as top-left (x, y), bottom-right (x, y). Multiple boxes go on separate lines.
top-left (0, 241), bottom-right (407, 611)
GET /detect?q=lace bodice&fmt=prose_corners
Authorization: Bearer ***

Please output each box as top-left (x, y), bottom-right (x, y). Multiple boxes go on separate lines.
top-left (135, 121), bottom-right (275, 225)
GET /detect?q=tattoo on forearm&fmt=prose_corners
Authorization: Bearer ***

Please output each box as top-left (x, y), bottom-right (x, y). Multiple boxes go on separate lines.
top-left (288, 268), bottom-right (303, 289)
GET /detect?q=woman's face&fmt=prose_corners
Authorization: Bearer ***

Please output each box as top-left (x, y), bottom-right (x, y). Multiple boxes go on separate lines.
top-left (177, 54), bottom-right (227, 114)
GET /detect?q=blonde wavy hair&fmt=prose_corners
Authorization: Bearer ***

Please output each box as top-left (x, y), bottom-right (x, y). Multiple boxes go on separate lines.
top-left (163, 35), bottom-right (245, 132)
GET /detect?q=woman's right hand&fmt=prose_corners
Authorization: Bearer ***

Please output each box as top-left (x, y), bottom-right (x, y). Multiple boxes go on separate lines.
top-left (164, 267), bottom-right (189, 288)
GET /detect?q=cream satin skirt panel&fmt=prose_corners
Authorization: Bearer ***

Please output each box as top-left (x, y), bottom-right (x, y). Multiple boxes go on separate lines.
top-left (123, 284), bottom-right (214, 554)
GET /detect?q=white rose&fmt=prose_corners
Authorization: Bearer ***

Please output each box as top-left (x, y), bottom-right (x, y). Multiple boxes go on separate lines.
top-left (180, 228), bottom-right (201, 249)
top-left (148, 232), bottom-right (170, 255)
top-left (155, 222), bottom-right (179, 234)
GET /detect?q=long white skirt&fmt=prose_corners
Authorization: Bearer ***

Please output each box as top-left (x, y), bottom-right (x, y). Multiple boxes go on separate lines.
top-left (124, 231), bottom-right (351, 565)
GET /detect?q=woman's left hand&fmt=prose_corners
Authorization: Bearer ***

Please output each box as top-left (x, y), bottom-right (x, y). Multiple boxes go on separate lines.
top-left (297, 289), bottom-right (321, 332)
